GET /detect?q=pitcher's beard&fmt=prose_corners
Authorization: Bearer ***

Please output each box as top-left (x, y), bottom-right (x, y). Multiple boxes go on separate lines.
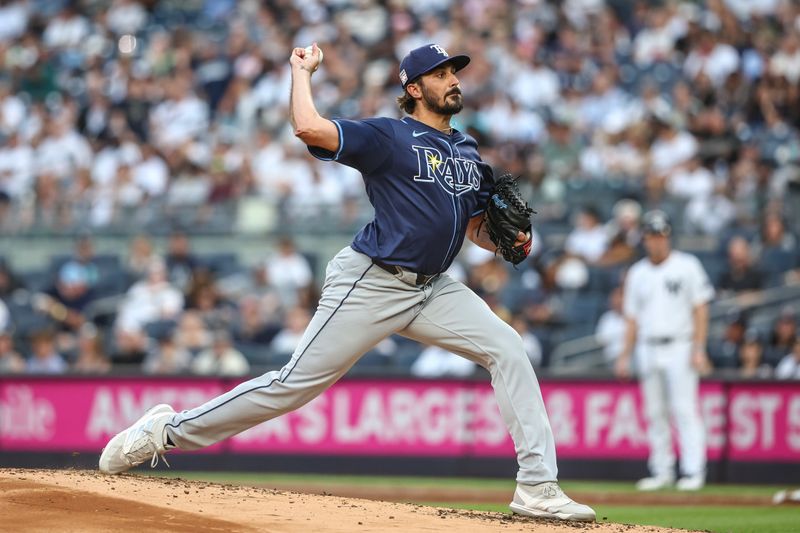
top-left (421, 85), bottom-right (463, 115)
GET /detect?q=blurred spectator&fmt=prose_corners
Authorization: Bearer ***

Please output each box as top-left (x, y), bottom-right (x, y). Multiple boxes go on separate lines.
top-left (0, 132), bottom-right (34, 199)
top-left (683, 28), bottom-right (740, 87)
top-left (0, 327), bottom-right (24, 373)
top-left (191, 330), bottom-right (249, 376)
top-left (764, 307), bottom-right (798, 367)
top-left (72, 323), bottom-right (111, 374)
top-left (26, 328), bottom-right (67, 374)
top-left (737, 328), bottom-right (772, 378)
top-left (232, 294), bottom-right (281, 345)
top-left (143, 328), bottom-right (191, 375)
top-left (33, 262), bottom-right (93, 351)
top-left (62, 234), bottom-right (101, 288)
top-left (752, 212), bottom-right (798, 258)
top-left (511, 316), bottom-right (543, 368)
top-left (595, 286), bottom-right (626, 366)
top-left (685, 182), bottom-right (737, 236)
top-left (174, 310), bottom-right (211, 357)
top-left (0, 298), bottom-right (8, 332)
top-left (649, 117), bottom-right (698, 180)
top-left (666, 155), bottom-right (715, 202)
top-left (270, 305), bottom-right (311, 357)
top-left (187, 278), bottom-right (234, 330)
top-left (264, 237), bottom-right (313, 308)
top-left (539, 113), bottom-right (583, 180)
top-left (410, 345), bottom-right (476, 378)
top-left (709, 310), bottom-right (748, 368)
top-left (115, 257), bottom-right (184, 358)
top-left (165, 230), bottom-right (198, 292)
top-left (564, 206), bottom-right (608, 264)
top-left (718, 236), bottom-right (764, 294)
top-left (0, 258), bottom-right (24, 299)
top-left (775, 338), bottom-right (800, 379)
top-left (125, 234), bottom-right (156, 280)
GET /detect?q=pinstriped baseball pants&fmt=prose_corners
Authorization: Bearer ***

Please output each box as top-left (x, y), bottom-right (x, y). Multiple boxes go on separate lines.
top-left (165, 246), bottom-right (558, 484)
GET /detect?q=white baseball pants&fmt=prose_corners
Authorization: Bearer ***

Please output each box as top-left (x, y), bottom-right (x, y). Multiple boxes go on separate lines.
top-left (639, 342), bottom-right (706, 478)
top-left (164, 246), bottom-right (558, 484)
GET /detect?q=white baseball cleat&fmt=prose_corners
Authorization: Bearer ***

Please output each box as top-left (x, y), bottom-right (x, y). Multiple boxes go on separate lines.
top-left (510, 482), bottom-right (596, 522)
top-left (99, 404), bottom-right (176, 475)
top-left (676, 475), bottom-right (705, 491)
top-left (635, 475), bottom-right (675, 491)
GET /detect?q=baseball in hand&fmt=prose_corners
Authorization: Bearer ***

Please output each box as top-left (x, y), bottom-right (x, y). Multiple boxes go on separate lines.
top-left (304, 45), bottom-right (323, 71)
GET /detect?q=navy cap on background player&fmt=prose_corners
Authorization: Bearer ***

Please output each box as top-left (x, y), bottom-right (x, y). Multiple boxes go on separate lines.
top-left (642, 210), bottom-right (672, 236)
top-left (399, 44), bottom-right (470, 87)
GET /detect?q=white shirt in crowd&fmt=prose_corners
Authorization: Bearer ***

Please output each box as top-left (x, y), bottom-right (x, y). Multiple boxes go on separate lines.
top-left (565, 225), bottom-right (608, 263)
top-left (36, 128), bottom-right (93, 179)
top-left (650, 131), bottom-right (698, 175)
top-left (684, 43), bottom-right (740, 86)
top-left (411, 345), bottom-right (476, 378)
top-left (116, 281), bottom-right (184, 333)
top-left (106, 0), bottom-right (148, 36)
top-left (150, 95), bottom-right (210, 148)
top-left (775, 354), bottom-right (800, 379)
top-left (770, 48), bottom-right (800, 85)
top-left (191, 347), bottom-right (250, 377)
top-left (1, 93), bottom-right (26, 134)
top-left (0, 142), bottom-right (34, 198)
top-left (595, 308), bottom-right (627, 364)
top-left (667, 165), bottom-right (716, 201)
top-left (266, 253), bottom-right (312, 292)
top-left (43, 13), bottom-right (90, 49)
top-left (133, 154), bottom-right (169, 196)
top-left (0, 1), bottom-right (28, 43)
top-left (624, 251), bottom-right (714, 343)
top-left (0, 299), bottom-right (9, 332)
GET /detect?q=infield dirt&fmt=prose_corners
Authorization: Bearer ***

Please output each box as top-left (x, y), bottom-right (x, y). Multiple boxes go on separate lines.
top-left (0, 468), bottom-right (689, 533)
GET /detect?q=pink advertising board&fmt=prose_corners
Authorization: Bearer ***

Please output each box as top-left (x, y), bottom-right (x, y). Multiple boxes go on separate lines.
top-left (726, 383), bottom-right (800, 461)
top-left (0, 377), bottom-right (797, 462)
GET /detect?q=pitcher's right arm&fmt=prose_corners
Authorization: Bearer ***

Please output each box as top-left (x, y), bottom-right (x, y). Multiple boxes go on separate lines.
top-left (289, 43), bottom-right (338, 152)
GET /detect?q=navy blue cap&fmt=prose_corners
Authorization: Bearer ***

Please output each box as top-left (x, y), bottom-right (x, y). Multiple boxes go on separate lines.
top-left (642, 210), bottom-right (672, 236)
top-left (399, 44), bottom-right (470, 88)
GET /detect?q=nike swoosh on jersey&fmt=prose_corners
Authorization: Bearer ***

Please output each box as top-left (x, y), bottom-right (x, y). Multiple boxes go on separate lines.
top-left (412, 130), bottom-right (428, 137)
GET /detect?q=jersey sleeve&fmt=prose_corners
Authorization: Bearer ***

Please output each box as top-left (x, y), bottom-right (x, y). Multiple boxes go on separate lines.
top-left (307, 117), bottom-right (394, 174)
top-left (688, 255), bottom-right (715, 306)
top-left (470, 161), bottom-right (495, 217)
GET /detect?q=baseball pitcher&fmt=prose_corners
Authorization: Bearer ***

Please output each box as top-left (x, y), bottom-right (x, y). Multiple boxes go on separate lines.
top-left (99, 42), bottom-right (595, 522)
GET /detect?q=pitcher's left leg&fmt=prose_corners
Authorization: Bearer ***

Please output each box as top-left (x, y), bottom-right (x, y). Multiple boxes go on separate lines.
top-left (400, 275), bottom-right (594, 521)
top-left (400, 275), bottom-right (556, 483)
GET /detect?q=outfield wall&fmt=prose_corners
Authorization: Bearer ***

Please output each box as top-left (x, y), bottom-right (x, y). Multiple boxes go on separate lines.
top-left (1, 376), bottom-right (798, 483)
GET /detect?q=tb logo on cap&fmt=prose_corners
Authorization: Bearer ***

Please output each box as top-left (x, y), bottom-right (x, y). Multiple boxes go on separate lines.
top-left (429, 44), bottom-right (448, 56)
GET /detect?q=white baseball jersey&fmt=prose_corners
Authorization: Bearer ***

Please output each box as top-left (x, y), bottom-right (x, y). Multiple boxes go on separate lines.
top-left (623, 250), bottom-right (714, 341)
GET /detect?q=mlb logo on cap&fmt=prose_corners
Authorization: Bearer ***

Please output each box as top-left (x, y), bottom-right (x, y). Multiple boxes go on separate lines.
top-left (398, 44), bottom-right (470, 88)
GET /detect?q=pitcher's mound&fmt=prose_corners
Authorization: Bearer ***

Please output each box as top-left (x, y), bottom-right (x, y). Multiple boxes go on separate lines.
top-left (0, 468), bottom-right (679, 533)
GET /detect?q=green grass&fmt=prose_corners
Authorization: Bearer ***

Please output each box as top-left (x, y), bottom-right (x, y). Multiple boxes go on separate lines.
top-left (139, 471), bottom-right (783, 498)
top-left (138, 472), bottom-right (795, 532)
top-left (422, 503), bottom-right (798, 533)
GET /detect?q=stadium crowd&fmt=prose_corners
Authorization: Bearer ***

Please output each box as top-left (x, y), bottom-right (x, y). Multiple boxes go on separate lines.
top-left (0, 0), bottom-right (799, 378)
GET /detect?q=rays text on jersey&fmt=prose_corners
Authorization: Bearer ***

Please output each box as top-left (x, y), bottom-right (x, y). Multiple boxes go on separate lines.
top-left (411, 145), bottom-right (480, 195)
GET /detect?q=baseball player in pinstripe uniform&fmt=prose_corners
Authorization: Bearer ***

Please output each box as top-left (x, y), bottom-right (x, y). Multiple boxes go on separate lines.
top-left (616, 210), bottom-right (713, 491)
top-left (99, 43), bottom-right (595, 522)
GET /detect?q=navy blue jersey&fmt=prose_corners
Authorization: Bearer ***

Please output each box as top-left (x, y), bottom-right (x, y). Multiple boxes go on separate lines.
top-left (309, 117), bottom-right (494, 275)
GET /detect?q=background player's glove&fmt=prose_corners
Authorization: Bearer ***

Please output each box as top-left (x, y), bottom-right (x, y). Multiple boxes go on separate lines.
top-left (484, 174), bottom-right (534, 265)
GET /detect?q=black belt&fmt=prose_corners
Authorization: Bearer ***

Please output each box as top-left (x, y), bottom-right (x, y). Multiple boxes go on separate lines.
top-left (371, 259), bottom-right (438, 287)
top-left (645, 336), bottom-right (677, 345)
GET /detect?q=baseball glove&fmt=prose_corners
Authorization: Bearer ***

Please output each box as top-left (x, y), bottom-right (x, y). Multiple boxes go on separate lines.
top-left (484, 173), bottom-right (534, 265)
